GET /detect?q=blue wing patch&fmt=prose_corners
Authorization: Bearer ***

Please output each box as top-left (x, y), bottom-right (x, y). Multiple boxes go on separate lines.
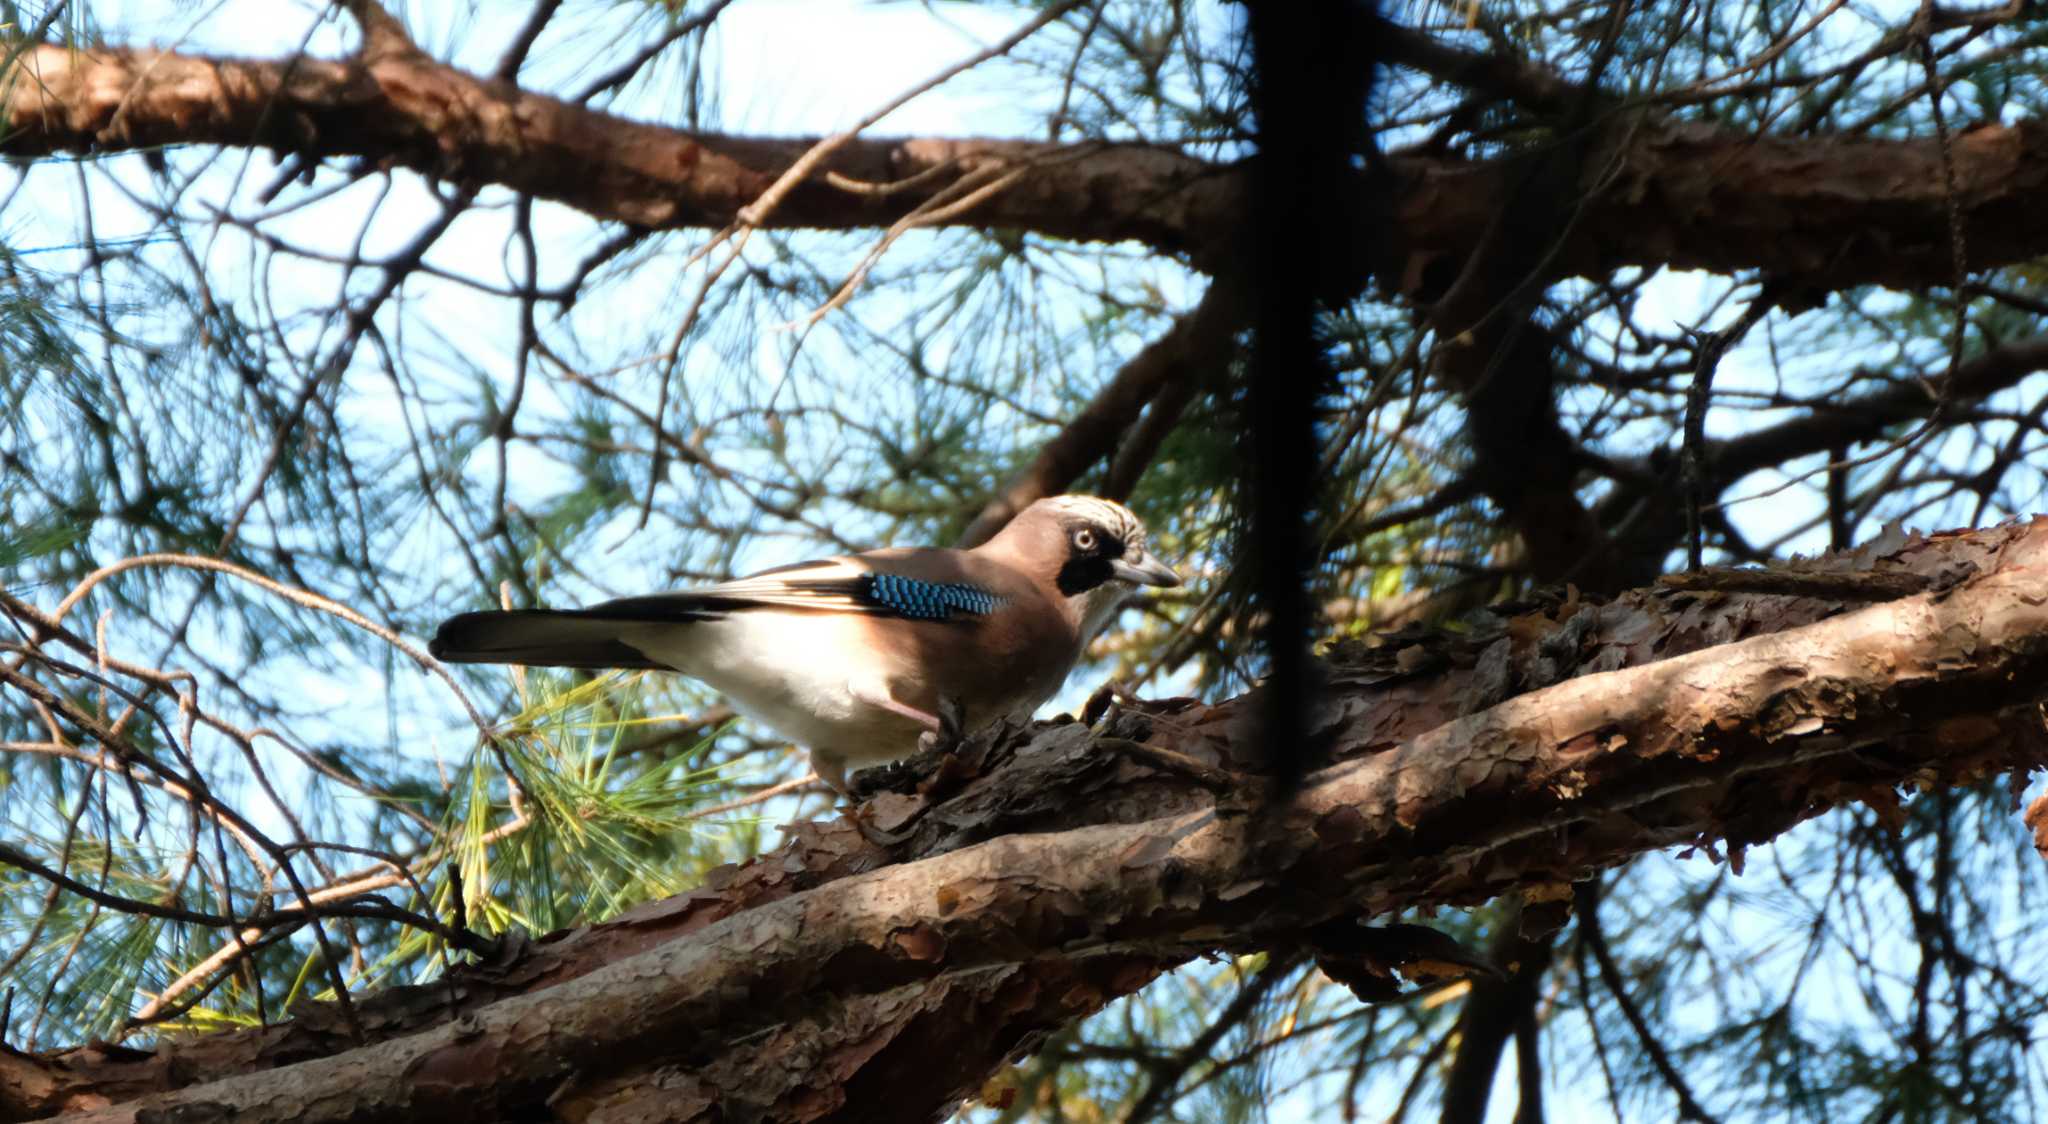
top-left (582, 567), bottom-right (1004, 622)
top-left (863, 573), bottom-right (1004, 620)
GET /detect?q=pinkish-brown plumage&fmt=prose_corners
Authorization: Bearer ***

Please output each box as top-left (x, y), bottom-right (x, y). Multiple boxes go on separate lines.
top-left (430, 495), bottom-right (1180, 793)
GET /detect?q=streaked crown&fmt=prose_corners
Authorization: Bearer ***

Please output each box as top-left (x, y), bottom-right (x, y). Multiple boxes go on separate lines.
top-left (1033, 495), bottom-right (1149, 548)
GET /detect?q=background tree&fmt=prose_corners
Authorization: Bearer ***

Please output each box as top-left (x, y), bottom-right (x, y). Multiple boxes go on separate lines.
top-left (2, 0), bottom-right (2047, 1120)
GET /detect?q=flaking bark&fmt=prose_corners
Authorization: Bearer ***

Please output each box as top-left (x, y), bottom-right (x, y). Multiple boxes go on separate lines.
top-left (6, 519), bottom-right (2048, 1122)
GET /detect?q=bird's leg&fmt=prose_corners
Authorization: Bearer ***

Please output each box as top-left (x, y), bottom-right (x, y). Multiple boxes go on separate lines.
top-left (844, 677), bottom-right (966, 770)
top-left (810, 749), bottom-right (852, 797)
top-left (917, 696), bottom-right (968, 755)
top-left (881, 695), bottom-right (945, 732)
top-left (847, 679), bottom-right (944, 733)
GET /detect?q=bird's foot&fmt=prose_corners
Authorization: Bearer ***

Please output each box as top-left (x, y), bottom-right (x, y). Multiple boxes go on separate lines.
top-left (916, 696), bottom-right (968, 755)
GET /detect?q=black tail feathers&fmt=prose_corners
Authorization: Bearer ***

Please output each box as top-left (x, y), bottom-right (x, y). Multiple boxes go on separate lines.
top-left (427, 609), bottom-right (674, 670)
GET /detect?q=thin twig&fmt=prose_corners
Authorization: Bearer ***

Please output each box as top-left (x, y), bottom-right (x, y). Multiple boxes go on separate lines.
top-left (1576, 883), bottom-right (1722, 1124)
top-left (733, 0), bottom-right (1082, 231)
top-left (1682, 294), bottom-right (1774, 569)
top-left (1716, 17), bottom-right (1970, 516)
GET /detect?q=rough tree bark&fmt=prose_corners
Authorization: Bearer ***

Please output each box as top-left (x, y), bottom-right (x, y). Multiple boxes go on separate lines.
top-left (6, 518), bottom-right (2047, 1123)
top-left (9, 45), bottom-right (2048, 286)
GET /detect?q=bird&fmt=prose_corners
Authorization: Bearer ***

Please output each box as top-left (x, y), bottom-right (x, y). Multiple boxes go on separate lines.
top-left (428, 495), bottom-right (1181, 794)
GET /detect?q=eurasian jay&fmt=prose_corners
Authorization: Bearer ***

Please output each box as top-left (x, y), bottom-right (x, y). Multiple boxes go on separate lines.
top-left (428, 495), bottom-right (1181, 793)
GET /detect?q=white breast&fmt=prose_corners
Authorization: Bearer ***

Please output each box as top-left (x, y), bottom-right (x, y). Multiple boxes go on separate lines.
top-left (616, 613), bottom-right (925, 762)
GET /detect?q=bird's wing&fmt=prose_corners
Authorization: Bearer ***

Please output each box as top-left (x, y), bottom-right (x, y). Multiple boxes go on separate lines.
top-left (430, 553), bottom-right (1013, 669)
top-left (575, 553), bottom-right (1008, 623)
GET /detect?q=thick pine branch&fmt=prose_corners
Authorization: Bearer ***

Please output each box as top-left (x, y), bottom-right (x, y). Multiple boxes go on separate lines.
top-left (0, 45), bottom-right (1230, 257)
top-left (6, 519), bottom-right (2048, 1122)
top-left (8, 45), bottom-right (2048, 287)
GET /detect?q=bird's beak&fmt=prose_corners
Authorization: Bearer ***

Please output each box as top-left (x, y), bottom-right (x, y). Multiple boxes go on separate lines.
top-left (1111, 550), bottom-right (1182, 588)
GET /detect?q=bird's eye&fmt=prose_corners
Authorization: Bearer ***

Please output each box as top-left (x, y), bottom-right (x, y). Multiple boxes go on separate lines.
top-left (1071, 527), bottom-right (1098, 552)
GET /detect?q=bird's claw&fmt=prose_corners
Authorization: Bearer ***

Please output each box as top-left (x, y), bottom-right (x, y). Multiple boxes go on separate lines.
top-left (917, 696), bottom-right (968, 755)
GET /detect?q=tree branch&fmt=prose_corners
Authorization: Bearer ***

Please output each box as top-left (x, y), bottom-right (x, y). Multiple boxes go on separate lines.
top-left (958, 275), bottom-right (1244, 546)
top-left (0, 45), bottom-right (1233, 257)
top-left (1377, 18), bottom-right (1586, 116)
top-left (1709, 335), bottom-right (2048, 487)
top-left (338, 0), bottom-right (421, 63)
top-left (8, 518), bottom-right (2048, 1122)
top-left (1577, 882), bottom-right (1723, 1124)
top-left (8, 43), bottom-right (2048, 288)
top-left (1440, 908), bottom-right (1555, 1124)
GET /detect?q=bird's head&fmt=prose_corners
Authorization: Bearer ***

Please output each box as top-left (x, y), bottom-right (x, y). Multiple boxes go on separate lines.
top-left (987, 494), bottom-right (1181, 635)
